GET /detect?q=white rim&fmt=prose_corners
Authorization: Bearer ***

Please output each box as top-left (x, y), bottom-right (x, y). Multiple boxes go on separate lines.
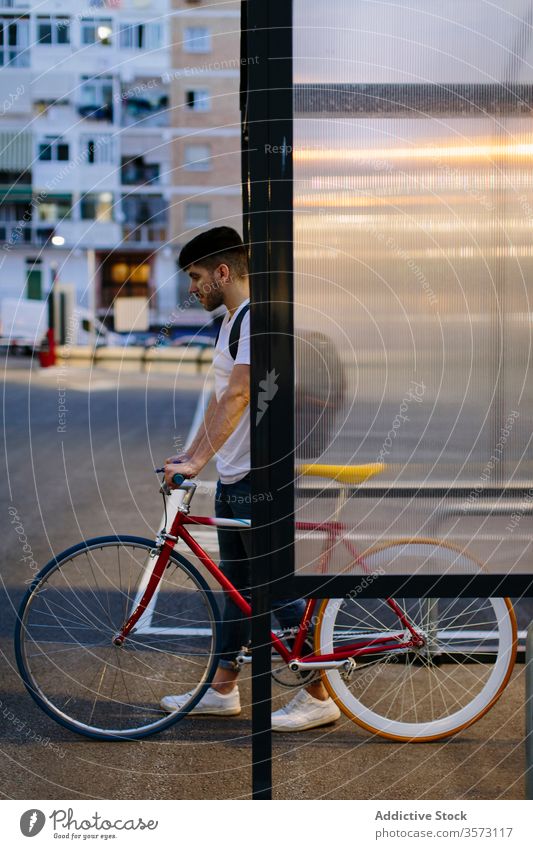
top-left (317, 544), bottom-right (514, 739)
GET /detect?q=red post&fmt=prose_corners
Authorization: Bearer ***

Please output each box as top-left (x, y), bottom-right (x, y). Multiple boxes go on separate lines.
top-left (38, 327), bottom-right (56, 368)
top-left (39, 265), bottom-right (57, 368)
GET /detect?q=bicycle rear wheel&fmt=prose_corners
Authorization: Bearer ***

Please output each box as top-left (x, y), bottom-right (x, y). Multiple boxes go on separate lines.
top-left (315, 541), bottom-right (517, 741)
top-left (15, 536), bottom-right (220, 740)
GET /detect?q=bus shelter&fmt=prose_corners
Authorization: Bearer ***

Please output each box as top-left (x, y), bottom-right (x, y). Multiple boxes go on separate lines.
top-left (241, 0), bottom-right (533, 798)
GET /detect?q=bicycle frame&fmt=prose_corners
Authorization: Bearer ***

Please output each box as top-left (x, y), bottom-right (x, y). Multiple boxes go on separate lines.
top-left (113, 508), bottom-right (425, 663)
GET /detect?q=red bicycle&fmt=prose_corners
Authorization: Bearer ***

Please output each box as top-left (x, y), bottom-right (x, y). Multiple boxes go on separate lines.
top-left (15, 463), bottom-right (517, 741)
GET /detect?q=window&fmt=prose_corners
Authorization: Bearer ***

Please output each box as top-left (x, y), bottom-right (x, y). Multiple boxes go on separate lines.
top-left (38, 196), bottom-right (72, 222)
top-left (110, 262), bottom-right (149, 285)
top-left (184, 144), bottom-right (211, 171)
top-left (1, 199), bottom-right (31, 222)
top-left (81, 18), bottom-right (112, 46)
top-left (0, 170), bottom-right (30, 186)
top-left (80, 192), bottom-right (114, 222)
top-left (184, 202), bottom-right (210, 227)
top-left (121, 195), bottom-right (167, 243)
top-left (121, 156), bottom-right (160, 185)
top-left (80, 134), bottom-right (116, 165)
top-left (0, 16), bottom-right (29, 67)
top-left (101, 257), bottom-right (151, 308)
top-left (119, 22), bottom-right (162, 50)
top-left (121, 80), bottom-right (168, 127)
top-left (79, 76), bottom-right (114, 121)
top-left (36, 15), bottom-right (70, 45)
top-left (38, 136), bottom-right (69, 162)
top-left (121, 195), bottom-right (166, 225)
top-left (185, 88), bottom-right (210, 112)
top-left (80, 76), bottom-right (113, 107)
top-left (183, 26), bottom-right (211, 53)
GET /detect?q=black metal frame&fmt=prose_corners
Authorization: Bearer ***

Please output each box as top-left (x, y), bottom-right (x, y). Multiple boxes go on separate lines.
top-left (244, 0), bottom-right (533, 599)
top-left (242, 0), bottom-right (533, 799)
top-left (243, 0), bottom-right (294, 800)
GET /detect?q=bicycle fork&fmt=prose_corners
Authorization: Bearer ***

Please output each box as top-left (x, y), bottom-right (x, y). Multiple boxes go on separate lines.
top-left (386, 597), bottom-right (426, 648)
top-left (112, 538), bottom-right (175, 646)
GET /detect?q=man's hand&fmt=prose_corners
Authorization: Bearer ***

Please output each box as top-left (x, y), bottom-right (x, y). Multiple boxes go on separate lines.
top-left (164, 460), bottom-right (200, 488)
top-left (165, 452), bottom-right (191, 465)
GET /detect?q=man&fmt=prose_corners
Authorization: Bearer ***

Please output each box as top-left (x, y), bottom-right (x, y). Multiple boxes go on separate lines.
top-left (161, 226), bottom-right (340, 731)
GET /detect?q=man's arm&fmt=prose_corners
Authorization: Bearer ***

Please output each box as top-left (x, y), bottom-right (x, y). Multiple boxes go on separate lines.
top-left (165, 392), bottom-right (218, 463)
top-left (165, 364), bottom-right (250, 485)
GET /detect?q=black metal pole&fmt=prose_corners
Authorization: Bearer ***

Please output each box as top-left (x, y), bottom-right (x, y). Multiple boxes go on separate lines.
top-left (245, 0), bottom-right (274, 801)
top-left (526, 622), bottom-right (533, 799)
top-left (245, 0), bottom-right (294, 799)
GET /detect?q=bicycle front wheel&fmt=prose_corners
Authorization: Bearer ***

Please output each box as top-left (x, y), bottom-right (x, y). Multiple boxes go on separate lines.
top-left (315, 541), bottom-right (517, 742)
top-left (15, 536), bottom-right (220, 740)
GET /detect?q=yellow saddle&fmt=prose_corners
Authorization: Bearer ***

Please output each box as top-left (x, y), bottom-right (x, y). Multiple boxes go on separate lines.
top-left (297, 463), bottom-right (385, 484)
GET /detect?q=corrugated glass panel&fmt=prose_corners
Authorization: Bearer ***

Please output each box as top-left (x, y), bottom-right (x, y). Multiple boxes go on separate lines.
top-left (293, 0), bottom-right (533, 576)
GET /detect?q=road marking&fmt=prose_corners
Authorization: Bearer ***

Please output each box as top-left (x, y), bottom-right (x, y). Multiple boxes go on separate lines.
top-left (133, 386), bottom-right (213, 634)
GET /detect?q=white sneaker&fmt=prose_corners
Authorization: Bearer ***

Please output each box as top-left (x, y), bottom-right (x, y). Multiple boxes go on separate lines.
top-left (160, 687), bottom-right (241, 716)
top-left (272, 689), bottom-right (341, 732)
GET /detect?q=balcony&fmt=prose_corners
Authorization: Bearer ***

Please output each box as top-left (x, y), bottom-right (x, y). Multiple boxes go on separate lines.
top-left (0, 48), bottom-right (29, 68)
top-left (121, 81), bottom-right (168, 128)
top-left (0, 68), bottom-right (31, 112)
top-left (35, 100), bottom-right (73, 121)
top-left (53, 220), bottom-right (122, 250)
top-left (78, 103), bottom-right (113, 122)
top-left (122, 223), bottom-right (167, 245)
top-left (121, 156), bottom-right (160, 186)
top-left (121, 194), bottom-right (167, 245)
top-left (0, 221), bottom-right (54, 246)
top-left (0, 193), bottom-right (57, 245)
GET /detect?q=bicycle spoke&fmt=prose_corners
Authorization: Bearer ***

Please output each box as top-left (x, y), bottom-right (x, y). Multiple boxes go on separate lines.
top-left (318, 563), bottom-right (516, 740)
top-left (88, 662), bottom-right (108, 725)
top-left (26, 607), bottom-right (95, 630)
top-left (84, 551), bottom-right (115, 629)
top-left (18, 540), bottom-right (218, 737)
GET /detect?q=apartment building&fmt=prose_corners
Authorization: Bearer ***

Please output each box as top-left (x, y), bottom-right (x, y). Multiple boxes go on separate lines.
top-left (0, 0), bottom-right (176, 329)
top-left (0, 0), bottom-right (243, 331)
top-left (170, 0), bottom-right (242, 313)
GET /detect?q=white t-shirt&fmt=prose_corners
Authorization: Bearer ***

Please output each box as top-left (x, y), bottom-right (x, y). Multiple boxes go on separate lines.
top-left (213, 299), bottom-right (250, 484)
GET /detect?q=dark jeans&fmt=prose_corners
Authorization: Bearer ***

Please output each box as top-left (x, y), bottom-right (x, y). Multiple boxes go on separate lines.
top-left (215, 475), bottom-right (306, 669)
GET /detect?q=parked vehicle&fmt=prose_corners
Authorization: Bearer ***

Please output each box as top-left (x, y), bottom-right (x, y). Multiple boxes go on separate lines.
top-left (0, 298), bottom-right (122, 353)
top-left (0, 298), bottom-right (47, 353)
top-left (76, 311), bottom-right (123, 347)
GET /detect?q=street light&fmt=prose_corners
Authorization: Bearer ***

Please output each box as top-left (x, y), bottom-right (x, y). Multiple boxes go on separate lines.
top-left (51, 235), bottom-right (65, 247)
top-left (97, 25), bottom-right (112, 45)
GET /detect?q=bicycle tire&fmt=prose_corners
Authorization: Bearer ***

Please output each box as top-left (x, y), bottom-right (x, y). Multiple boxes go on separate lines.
top-left (315, 540), bottom-right (517, 742)
top-left (15, 535), bottom-right (220, 741)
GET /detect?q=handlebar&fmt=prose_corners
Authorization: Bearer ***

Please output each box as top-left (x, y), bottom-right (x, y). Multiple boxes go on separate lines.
top-left (154, 467), bottom-right (187, 487)
top-left (155, 466), bottom-right (194, 501)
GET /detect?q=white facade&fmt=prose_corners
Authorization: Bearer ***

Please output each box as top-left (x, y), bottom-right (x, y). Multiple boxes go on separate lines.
top-left (0, 0), bottom-right (179, 328)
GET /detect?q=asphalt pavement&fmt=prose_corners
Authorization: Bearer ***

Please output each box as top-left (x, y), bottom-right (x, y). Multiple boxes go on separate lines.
top-left (0, 358), bottom-right (528, 799)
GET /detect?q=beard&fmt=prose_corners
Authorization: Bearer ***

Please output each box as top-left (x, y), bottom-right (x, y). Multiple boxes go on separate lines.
top-left (200, 283), bottom-right (224, 311)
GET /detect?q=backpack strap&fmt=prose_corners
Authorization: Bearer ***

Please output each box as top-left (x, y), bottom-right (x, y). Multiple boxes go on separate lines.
top-left (228, 302), bottom-right (249, 360)
top-left (214, 302), bottom-right (249, 359)
top-left (214, 321), bottom-right (223, 348)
